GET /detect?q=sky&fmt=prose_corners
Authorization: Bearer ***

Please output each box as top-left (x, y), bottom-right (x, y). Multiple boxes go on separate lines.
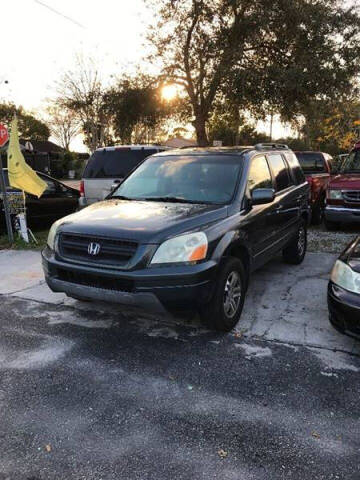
top-left (2, 0), bottom-right (291, 151)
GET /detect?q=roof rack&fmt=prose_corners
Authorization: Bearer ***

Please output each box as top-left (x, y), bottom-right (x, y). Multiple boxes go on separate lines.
top-left (255, 143), bottom-right (289, 151)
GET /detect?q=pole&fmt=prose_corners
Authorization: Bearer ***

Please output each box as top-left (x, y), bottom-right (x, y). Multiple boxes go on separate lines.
top-left (0, 152), bottom-right (14, 242)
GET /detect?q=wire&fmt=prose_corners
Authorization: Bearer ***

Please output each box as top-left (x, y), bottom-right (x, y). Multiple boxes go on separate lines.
top-left (33, 0), bottom-right (86, 29)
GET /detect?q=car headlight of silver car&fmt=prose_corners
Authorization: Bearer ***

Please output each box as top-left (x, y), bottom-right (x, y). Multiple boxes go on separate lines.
top-left (330, 260), bottom-right (360, 294)
top-left (47, 221), bottom-right (60, 250)
top-left (151, 232), bottom-right (208, 265)
top-left (328, 189), bottom-right (342, 200)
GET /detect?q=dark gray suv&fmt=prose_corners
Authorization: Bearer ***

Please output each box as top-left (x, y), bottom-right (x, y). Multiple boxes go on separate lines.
top-left (43, 144), bottom-right (309, 331)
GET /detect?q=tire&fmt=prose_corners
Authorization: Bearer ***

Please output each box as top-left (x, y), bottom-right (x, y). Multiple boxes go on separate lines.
top-left (199, 256), bottom-right (246, 332)
top-left (282, 221), bottom-right (307, 265)
top-left (311, 197), bottom-right (325, 225)
top-left (325, 219), bottom-right (340, 231)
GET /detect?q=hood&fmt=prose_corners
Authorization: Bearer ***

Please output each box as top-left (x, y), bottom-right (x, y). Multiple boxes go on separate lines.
top-left (341, 236), bottom-right (360, 274)
top-left (329, 173), bottom-right (360, 190)
top-left (56, 199), bottom-right (228, 243)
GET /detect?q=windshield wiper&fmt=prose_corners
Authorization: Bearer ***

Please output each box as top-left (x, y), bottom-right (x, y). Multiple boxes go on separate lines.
top-left (143, 196), bottom-right (203, 204)
top-left (112, 195), bottom-right (133, 200)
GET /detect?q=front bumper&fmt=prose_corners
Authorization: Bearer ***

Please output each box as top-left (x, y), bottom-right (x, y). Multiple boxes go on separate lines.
top-left (325, 206), bottom-right (360, 223)
top-left (42, 247), bottom-right (217, 312)
top-left (328, 281), bottom-right (360, 335)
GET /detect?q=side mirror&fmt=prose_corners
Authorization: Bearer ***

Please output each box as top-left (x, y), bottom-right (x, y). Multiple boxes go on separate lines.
top-left (251, 188), bottom-right (275, 206)
top-left (111, 179), bottom-right (123, 191)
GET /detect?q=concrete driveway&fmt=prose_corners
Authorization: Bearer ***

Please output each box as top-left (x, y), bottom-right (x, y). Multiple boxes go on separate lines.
top-left (0, 250), bottom-right (359, 479)
top-left (1, 250), bottom-right (358, 354)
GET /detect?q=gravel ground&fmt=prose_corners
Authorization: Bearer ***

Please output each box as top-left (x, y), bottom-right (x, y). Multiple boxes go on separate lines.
top-left (308, 224), bottom-right (358, 254)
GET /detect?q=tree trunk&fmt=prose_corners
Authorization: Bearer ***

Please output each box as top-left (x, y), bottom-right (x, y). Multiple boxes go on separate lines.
top-left (194, 114), bottom-right (209, 146)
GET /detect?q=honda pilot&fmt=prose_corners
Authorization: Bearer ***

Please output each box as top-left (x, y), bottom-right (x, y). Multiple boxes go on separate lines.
top-left (42, 144), bottom-right (309, 331)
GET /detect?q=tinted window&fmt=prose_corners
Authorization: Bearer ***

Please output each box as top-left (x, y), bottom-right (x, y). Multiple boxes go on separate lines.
top-left (42, 177), bottom-right (57, 194)
top-left (285, 153), bottom-right (305, 185)
top-left (247, 155), bottom-right (272, 193)
top-left (113, 155), bottom-right (242, 204)
top-left (341, 150), bottom-right (360, 173)
top-left (296, 152), bottom-right (325, 173)
top-left (268, 154), bottom-right (292, 191)
top-left (83, 149), bottom-right (159, 179)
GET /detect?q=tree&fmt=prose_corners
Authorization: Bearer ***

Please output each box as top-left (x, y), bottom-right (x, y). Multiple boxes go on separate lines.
top-left (296, 98), bottom-right (360, 154)
top-left (103, 74), bottom-right (188, 144)
top-left (56, 55), bottom-right (109, 152)
top-left (229, 1), bottom-right (360, 133)
top-left (147, 0), bottom-right (360, 146)
top-left (0, 103), bottom-right (50, 141)
top-left (46, 102), bottom-right (80, 150)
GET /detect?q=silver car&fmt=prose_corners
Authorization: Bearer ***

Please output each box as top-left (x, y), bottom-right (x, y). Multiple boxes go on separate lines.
top-left (79, 145), bottom-right (168, 207)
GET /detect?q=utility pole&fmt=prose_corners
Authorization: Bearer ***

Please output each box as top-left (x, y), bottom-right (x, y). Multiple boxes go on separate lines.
top-left (269, 112), bottom-right (274, 141)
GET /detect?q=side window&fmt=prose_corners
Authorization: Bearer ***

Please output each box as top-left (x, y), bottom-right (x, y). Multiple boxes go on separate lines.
top-left (247, 155), bottom-right (273, 194)
top-left (285, 153), bottom-right (305, 185)
top-left (268, 154), bottom-right (292, 191)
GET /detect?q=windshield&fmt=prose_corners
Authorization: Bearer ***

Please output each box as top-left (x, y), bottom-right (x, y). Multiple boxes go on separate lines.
top-left (83, 148), bottom-right (159, 179)
top-left (341, 150), bottom-right (360, 173)
top-left (296, 153), bottom-right (325, 173)
top-left (111, 154), bottom-right (243, 204)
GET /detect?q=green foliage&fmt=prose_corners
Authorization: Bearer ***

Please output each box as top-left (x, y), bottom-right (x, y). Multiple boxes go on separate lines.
top-left (0, 103), bottom-right (50, 141)
top-left (0, 229), bottom-right (48, 251)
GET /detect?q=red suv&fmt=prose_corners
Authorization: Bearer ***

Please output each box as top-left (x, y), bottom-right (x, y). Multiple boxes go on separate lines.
top-left (295, 151), bottom-right (333, 224)
top-left (325, 143), bottom-right (360, 229)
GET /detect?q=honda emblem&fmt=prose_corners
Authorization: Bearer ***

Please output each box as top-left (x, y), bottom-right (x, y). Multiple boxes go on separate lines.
top-left (88, 242), bottom-right (101, 256)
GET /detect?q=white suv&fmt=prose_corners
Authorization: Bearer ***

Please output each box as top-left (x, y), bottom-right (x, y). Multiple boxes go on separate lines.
top-left (79, 145), bottom-right (168, 208)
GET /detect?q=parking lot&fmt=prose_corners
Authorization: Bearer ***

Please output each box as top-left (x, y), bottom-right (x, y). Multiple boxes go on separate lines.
top-left (0, 249), bottom-right (359, 479)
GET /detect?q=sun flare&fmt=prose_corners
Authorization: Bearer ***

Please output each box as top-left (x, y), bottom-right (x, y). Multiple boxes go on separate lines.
top-left (161, 84), bottom-right (178, 101)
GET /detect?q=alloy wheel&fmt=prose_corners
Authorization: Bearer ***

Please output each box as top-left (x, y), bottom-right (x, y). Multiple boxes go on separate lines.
top-left (223, 271), bottom-right (242, 318)
top-left (298, 227), bottom-right (306, 256)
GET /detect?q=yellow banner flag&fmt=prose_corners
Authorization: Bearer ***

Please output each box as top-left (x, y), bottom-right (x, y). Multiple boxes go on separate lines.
top-left (7, 117), bottom-right (47, 198)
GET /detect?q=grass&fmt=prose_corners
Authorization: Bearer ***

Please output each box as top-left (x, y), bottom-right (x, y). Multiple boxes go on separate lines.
top-left (0, 229), bottom-right (48, 250)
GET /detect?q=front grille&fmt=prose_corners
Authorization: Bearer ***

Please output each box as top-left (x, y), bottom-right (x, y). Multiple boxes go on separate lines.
top-left (59, 233), bottom-right (138, 267)
top-left (343, 190), bottom-right (360, 203)
top-left (57, 268), bottom-right (134, 292)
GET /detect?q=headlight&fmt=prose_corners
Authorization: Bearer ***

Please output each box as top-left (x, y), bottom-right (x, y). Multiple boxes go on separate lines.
top-left (330, 260), bottom-right (360, 294)
top-left (328, 189), bottom-right (342, 200)
top-left (47, 221), bottom-right (60, 250)
top-left (151, 232), bottom-right (208, 265)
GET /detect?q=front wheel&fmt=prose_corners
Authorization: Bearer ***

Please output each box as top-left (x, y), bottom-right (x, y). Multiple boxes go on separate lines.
top-left (282, 222), bottom-right (307, 265)
top-left (199, 257), bottom-right (246, 332)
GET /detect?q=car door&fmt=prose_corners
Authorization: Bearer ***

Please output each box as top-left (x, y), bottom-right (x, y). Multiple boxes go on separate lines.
top-left (267, 153), bottom-right (298, 246)
top-left (26, 175), bottom-right (74, 225)
top-left (241, 154), bottom-right (279, 267)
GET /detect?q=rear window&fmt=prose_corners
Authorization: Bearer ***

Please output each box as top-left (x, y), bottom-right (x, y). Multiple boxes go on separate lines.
top-left (83, 148), bottom-right (159, 179)
top-left (296, 153), bottom-right (325, 173)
